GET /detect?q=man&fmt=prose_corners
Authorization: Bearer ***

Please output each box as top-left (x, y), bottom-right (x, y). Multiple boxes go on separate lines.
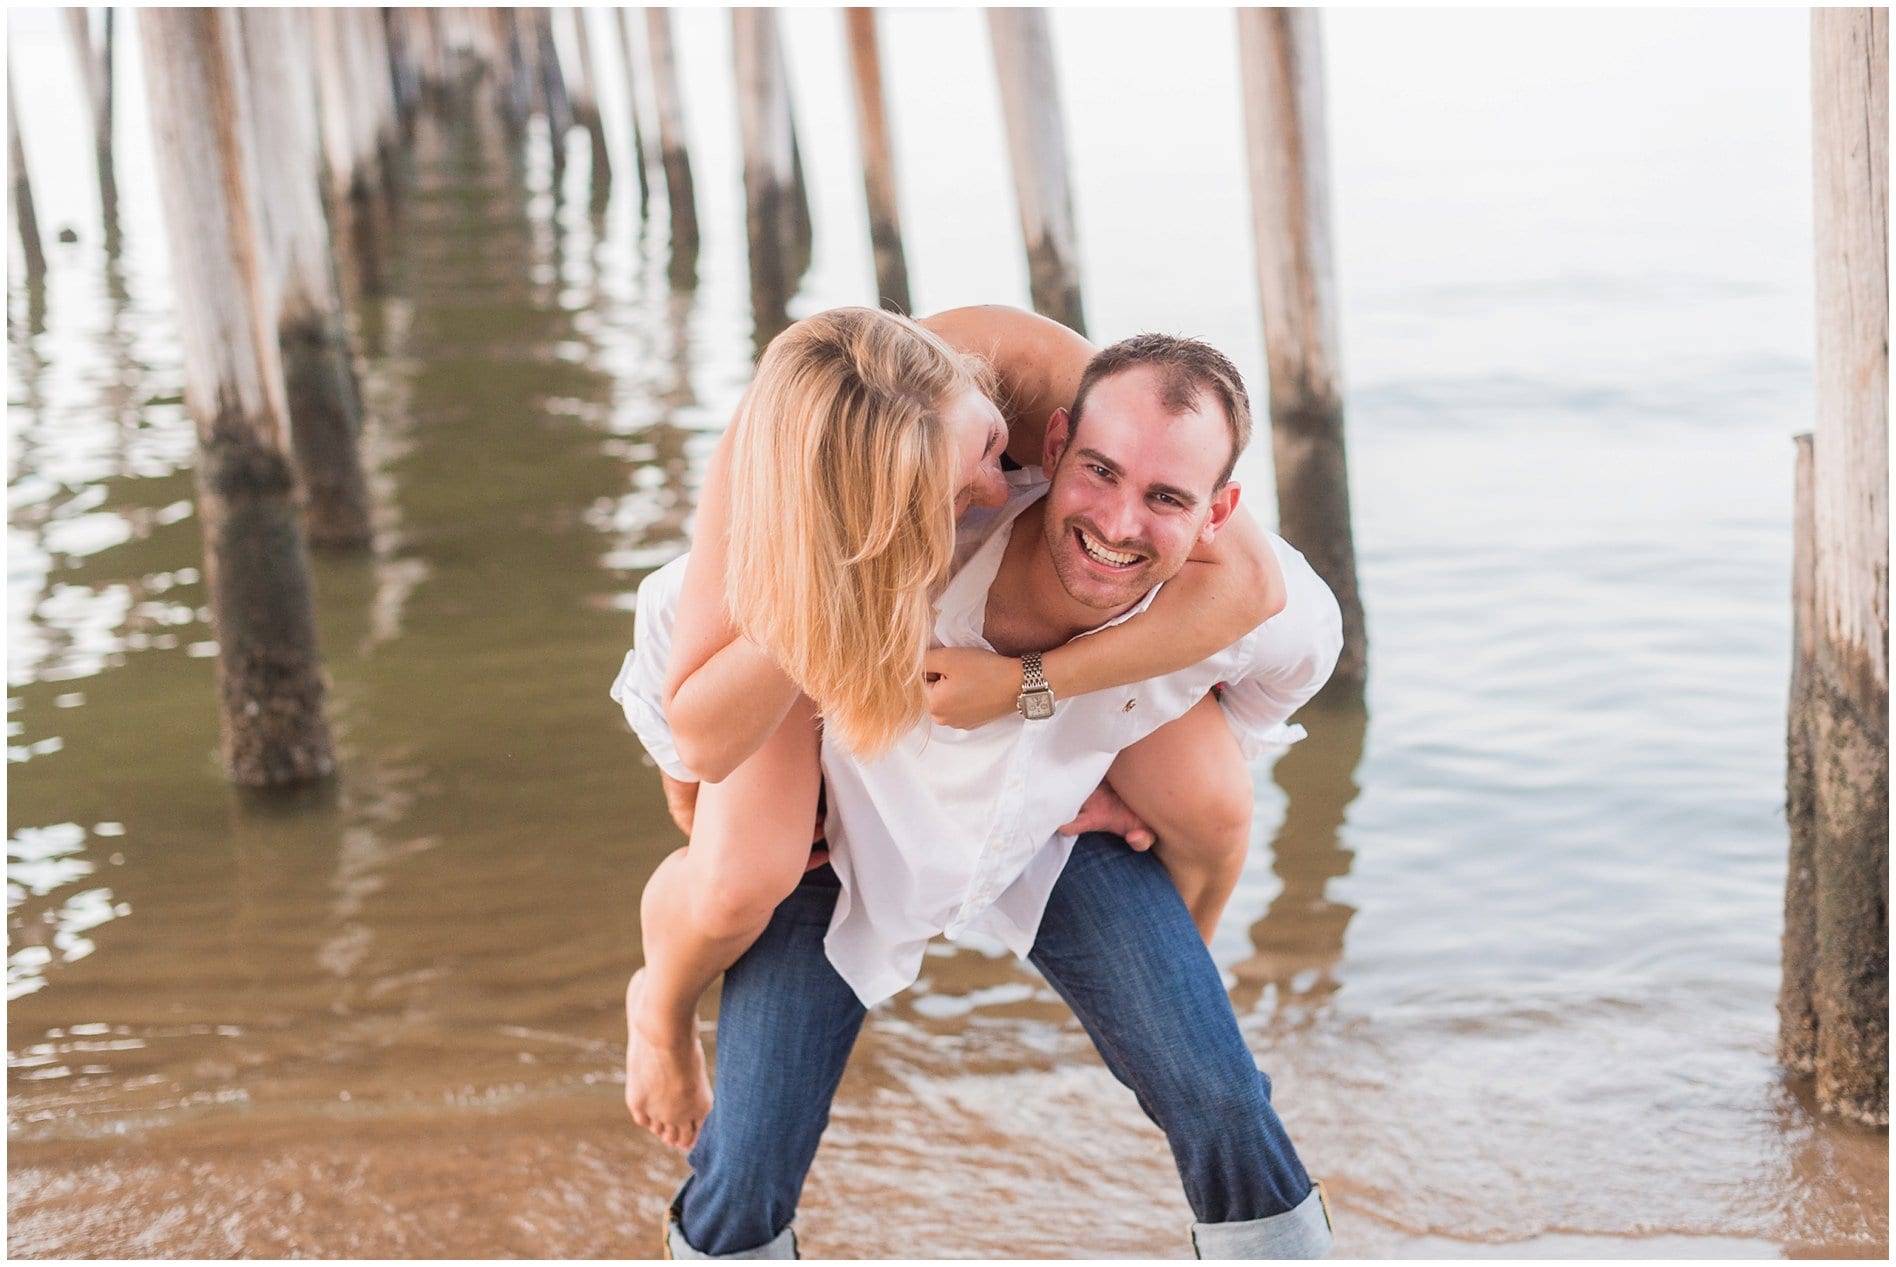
top-left (656, 333), bottom-right (1342, 1259)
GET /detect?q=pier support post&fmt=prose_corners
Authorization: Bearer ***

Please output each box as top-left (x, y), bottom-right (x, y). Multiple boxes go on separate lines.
top-left (497, 8), bottom-right (533, 136)
top-left (533, 7), bottom-right (574, 177)
top-left (1237, 7), bottom-right (1366, 704)
top-left (140, 8), bottom-right (336, 787)
top-left (64, 6), bottom-right (117, 244)
top-left (845, 8), bottom-right (911, 314)
top-left (734, 8), bottom-right (807, 343)
top-left (612, 9), bottom-right (654, 214)
top-left (986, 7), bottom-right (1086, 335)
top-left (8, 67), bottom-right (46, 281)
top-left (1781, 6), bottom-right (1889, 1128)
top-left (567, 8), bottom-right (611, 194)
top-left (646, 8), bottom-right (700, 274)
top-left (240, 8), bottom-right (374, 551)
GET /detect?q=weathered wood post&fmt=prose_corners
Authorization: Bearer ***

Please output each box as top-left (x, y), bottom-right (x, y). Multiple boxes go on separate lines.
top-left (240, 8), bottom-right (374, 551)
top-left (845, 8), bottom-right (911, 313)
top-left (312, 8), bottom-right (371, 201)
top-left (986, 8), bottom-right (1086, 335)
top-left (532, 7), bottom-right (574, 177)
top-left (646, 8), bottom-right (700, 272)
top-left (140, 8), bottom-right (337, 787)
top-left (497, 8), bottom-right (533, 135)
top-left (733, 8), bottom-right (806, 342)
top-left (1780, 6), bottom-right (1889, 1128)
top-left (1237, 7), bottom-right (1367, 704)
top-left (354, 7), bottom-right (402, 173)
top-left (8, 67), bottom-right (47, 282)
top-left (611, 8), bottom-right (654, 214)
top-left (781, 35), bottom-right (813, 280)
top-left (64, 7), bottom-right (118, 244)
top-left (566, 7), bottom-right (612, 190)
top-left (383, 8), bottom-right (421, 136)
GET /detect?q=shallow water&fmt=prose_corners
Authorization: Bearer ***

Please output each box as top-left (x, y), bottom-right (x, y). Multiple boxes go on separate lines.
top-left (7, 7), bottom-right (1887, 1260)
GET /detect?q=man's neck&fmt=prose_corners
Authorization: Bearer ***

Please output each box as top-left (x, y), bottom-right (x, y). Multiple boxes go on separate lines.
top-left (981, 499), bottom-right (1139, 656)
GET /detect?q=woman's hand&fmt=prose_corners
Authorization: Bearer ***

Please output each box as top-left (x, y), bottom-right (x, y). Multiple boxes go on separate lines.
top-left (923, 646), bottom-right (1023, 729)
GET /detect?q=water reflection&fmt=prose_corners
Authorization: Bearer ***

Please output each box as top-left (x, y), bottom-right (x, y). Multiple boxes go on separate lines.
top-left (1231, 701), bottom-right (1367, 1017)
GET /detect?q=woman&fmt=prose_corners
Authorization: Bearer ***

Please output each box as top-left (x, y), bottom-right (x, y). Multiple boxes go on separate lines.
top-left (613, 305), bottom-right (1283, 1151)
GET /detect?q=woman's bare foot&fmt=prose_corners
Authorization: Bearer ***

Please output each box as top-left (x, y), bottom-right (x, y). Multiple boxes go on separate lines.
top-left (623, 970), bottom-right (712, 1152)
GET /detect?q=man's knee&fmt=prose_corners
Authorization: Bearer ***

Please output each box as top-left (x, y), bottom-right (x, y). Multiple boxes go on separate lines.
top-left (1163, 776), bottom-right (1253, 868)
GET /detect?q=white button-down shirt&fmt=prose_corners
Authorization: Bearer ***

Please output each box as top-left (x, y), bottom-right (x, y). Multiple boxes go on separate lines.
top-left (612, 474), bottom-right (1342, 1006)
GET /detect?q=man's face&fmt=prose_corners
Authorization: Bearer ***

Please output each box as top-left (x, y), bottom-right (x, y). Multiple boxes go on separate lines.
top-left (1039, 365), bottom-right (1240, 613)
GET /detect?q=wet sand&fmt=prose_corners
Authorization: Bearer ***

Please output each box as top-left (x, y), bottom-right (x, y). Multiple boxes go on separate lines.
top-left (11, 1089), bottom-right (1882, 1259)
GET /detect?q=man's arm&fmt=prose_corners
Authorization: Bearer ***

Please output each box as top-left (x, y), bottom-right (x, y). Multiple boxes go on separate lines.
top-left (1210, 544), bottom-right (1344, 747)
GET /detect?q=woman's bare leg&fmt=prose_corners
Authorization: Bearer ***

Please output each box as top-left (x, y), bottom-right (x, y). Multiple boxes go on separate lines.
top-left (1106, 693), bottom-right (1254, 943)
top-left (625, 699), bottom-right (822, 1151)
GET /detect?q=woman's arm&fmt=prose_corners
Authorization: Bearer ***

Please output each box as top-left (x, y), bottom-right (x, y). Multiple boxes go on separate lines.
top-left (921, 305), bottom-right (1093, 466)
top-left (661, 415), bottom-right (802, 783)
top-left (923, 504), bottom-right (1286, 728)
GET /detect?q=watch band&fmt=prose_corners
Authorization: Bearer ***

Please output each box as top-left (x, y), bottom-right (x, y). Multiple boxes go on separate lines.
top-left (1017, 651), bottom-right (1055, 720)
top-left (1021, 651), bottom-right (1049, 692)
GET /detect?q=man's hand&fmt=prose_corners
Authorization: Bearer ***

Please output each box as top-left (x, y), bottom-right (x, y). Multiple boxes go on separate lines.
top-left (923, 646), bottom-right (1022, 729)
top-left (1059, 779), bottom-right (1157, 850)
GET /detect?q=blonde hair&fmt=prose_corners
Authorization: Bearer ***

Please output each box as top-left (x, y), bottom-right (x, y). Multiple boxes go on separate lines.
top-left (725, 307), bottom-right (990, 757)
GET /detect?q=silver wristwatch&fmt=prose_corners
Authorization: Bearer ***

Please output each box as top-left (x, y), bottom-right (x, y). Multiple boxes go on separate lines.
top-left (1016, 651), bottom-right (1055, 720)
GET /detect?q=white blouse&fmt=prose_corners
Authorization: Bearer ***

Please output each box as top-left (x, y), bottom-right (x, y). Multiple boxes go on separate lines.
top-left (611, 477), bottom-right (1342, 1005)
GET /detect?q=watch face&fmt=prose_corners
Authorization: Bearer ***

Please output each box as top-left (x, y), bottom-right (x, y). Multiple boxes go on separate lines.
top-left (1020, 690), bottom-right (1055, 720)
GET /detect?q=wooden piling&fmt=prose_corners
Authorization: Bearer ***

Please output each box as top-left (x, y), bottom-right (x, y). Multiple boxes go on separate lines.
top-left (312, 8), bottom-right (369, 201)
top-left (733, 8), bottom-right (805, 339)
top-left (64, 7), bottom-right (117, 240)
top-left (138, 8), bottom-right (337, 787)
top-left (567, 8), bottom-right (612, 190)
top-left (845, 8), bottom-right (911, 314)
top-left (239, 8), bottom-right (374, 551)
top-left (1237, 7), bottom-right (1367, 704)
top-left (532, 7), bottom-right (574, 176)
top-left (1781, 434), bottom-right (1822, 1076)
top-left (8, 67), bottom-right (47, 281)
top-left (612, 8), bottom-right (654, 214)
top-left (986, 8), bottom-right (1086, 335)
top-left (383, 9), bottom-right (421, 135)
top-left (781, 35), bottom-right (813, 279)
top-left (354, 7), bottom-right (402, 165)
top-left (645, 8), bottom-right (700, 268)
top-left (1781, 6), bottom-right (1889, 1128)
top-left (497, 8), bottom-right (533, 135)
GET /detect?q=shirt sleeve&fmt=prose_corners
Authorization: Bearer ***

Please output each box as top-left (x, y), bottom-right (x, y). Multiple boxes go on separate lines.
top-left (1214, 536), bottom-right (1344, 760)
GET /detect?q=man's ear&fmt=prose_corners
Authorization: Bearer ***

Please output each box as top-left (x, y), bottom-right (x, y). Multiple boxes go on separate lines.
top-left (1042, 408), bottom-right (1071, 470)
top-left (1199, 482), bottom-right (1241, 544)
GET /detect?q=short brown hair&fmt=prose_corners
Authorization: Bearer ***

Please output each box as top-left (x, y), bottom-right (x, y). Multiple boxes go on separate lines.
top-left (1067, 334), bottom-right (1252, 487)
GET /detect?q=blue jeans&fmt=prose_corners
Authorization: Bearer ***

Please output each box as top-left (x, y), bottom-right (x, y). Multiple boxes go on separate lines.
top-left (672, 834), bottom-right (1329, 1258)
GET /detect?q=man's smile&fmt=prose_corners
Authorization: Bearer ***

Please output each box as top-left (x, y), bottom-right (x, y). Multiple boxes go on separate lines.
top-left (1074, 525), bottom-right (1146, 570)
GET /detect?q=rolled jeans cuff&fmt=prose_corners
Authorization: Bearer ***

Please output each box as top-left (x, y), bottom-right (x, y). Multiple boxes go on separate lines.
top-left (1190, 1181), bottom-right (1333, 1260)
top-left (667, 1192), bottom-right (797, 1260)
